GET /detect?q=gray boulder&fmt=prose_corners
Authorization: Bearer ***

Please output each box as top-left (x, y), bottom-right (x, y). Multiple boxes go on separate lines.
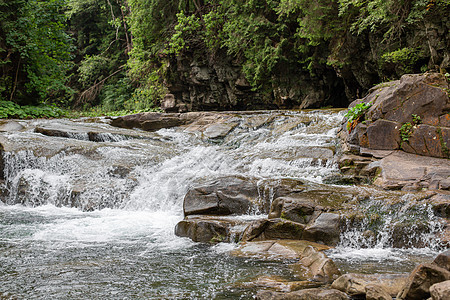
top-left (183, 176), bottom-right (262, 216)
top-left (302, 213), bottom-right (341, 246)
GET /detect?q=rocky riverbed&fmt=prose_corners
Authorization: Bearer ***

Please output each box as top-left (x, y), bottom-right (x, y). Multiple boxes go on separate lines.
top-left (0, 73), bottom-right (449, 299)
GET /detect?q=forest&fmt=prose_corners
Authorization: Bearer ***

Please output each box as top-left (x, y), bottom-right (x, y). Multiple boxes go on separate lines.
top-left (0, 0), bottom-right (449, 117)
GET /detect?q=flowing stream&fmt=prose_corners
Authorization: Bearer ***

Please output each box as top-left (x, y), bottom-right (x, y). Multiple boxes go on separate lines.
top-left (0, 110), bottom-right (446, 299)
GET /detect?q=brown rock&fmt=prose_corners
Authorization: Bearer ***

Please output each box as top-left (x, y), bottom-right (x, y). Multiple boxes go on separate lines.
top-left (241, 219), bottom-right (305, 241)
top-left (111, 112), bottom-right (184, 131)
top-left (256, 288), bottom-right (349, 300)
top-left (291, 246), bottom-right (341, 283)
top-left (397, 263), bottom-right (450, 300)
top-left (370, 73), bottom-right (449, 125)
top-left (405, 125), bottom-right (450, 158)
top-left (430, 280), bottom-right (450, 300)
top-left (161, 94), bottom-right (177, 112)
top-left (343, 73), bottom-right (450, 159)
top-left (365, 119), bottom-right (401, 150)
top-left (332, 273), bottom-right (407, 297)
top-left (365, 284), bottom-right (393, 300)
top-left (174, 218), bottom-right (230, 243)
top-left (231, 240), bottom-right (331, 260)
top-left (269, 195), bottom-right (316, 224)
top-left (431, 194), bottom-right (450, 218)
top-left (433, 249), bottom-right (450, 271)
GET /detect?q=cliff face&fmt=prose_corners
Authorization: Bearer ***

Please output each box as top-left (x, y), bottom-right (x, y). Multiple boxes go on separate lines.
top-left (161, 11), bottom-right (449, 112)
top-left (163, 48), bottom-right (348, 112)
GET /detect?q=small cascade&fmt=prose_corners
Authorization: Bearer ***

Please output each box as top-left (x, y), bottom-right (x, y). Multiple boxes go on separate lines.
top-left (327, 193), bottom-right (447, 272)
top-left (338, 196), bottom-right (446, 250)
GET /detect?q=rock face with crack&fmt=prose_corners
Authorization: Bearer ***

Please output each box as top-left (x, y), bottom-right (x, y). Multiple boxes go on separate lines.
top-left (341, 73), bottom-right (449, 158)
top-left (339, 73), bottom-right (450, 192)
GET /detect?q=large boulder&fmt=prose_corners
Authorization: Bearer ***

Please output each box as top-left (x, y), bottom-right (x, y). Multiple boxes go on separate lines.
top-left (397, 263), bottom-right (450, 300)
top-left (183, 176), bottom-right (305, 217)
top-left (302, 213), bottom-right (341, 246)
top-left (341, 73), bottom-right (450, 159)
top-left (183, 176), bottom-right (262, 216)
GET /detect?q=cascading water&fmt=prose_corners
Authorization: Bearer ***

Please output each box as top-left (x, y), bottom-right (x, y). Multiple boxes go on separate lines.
top-left (0, 110), bottom-right (446, 299)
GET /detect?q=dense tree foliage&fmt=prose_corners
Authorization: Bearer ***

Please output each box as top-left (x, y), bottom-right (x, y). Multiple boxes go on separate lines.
top-left (0, 0), bottom-right (73, 105)
top-left (0, 0), bottom-right (448, 116)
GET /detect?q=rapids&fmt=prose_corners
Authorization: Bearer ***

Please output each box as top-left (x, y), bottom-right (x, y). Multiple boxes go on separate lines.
top-left (0, 110), bottom-right (446, 299)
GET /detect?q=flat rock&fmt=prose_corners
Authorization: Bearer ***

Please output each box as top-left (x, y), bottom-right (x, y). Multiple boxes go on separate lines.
top-left (332, 273), bottom-right (408, 297)
top-left (256, 288), bottom-right (349, 300)
top-left (238, 275), bottom-right (321, 293)
top-left (373, 151), bottom-right (450, 190)
top-left (231, 240), bottom-right (330, 260)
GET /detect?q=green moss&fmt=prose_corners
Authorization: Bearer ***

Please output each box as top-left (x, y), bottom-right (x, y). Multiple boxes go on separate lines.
top-left (210, 234), bottom-right (226, 244)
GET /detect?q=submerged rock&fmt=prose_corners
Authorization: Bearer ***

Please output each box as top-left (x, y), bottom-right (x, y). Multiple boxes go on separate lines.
top-left (0, 120), bottom-right (25, 132)
top-left (231, 240), bottom-right (330, 260)
top-left (256, 288), bottom-right (349, 300)
top-left (238, 275), bottom-right (321, 293)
